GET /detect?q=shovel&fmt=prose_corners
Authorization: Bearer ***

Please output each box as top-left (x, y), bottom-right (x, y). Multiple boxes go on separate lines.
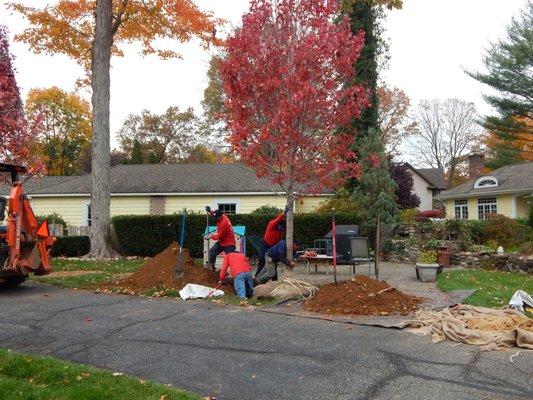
top-left (204, 206), bottom-right (211, 269)
top-left (175, 211), bottom-right (188, 277)
top-left (207, 282), bottom-right (222, 298)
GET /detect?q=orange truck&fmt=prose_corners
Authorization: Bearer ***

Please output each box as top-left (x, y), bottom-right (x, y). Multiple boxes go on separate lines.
top-left (0, 163), bottom-right (55, 287)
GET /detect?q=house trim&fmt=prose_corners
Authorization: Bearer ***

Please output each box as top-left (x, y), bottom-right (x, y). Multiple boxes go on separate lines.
top-left (439, 189), bottom-right (533, 200)
top-left (27, 192), bottom-right (334, 198)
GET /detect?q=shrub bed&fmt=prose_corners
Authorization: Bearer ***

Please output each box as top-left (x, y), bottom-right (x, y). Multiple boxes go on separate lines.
top-left (112, 212), bottom-right (360, 258)
top-left (52, 236), bottom-right (90, 257)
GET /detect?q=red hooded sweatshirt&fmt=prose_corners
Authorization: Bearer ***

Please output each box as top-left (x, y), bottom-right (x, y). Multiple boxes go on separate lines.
top-left (263, 213), bottom-right (285, 247)
top-left (211, 214), bottom-right (236, 247)
top-left (219, 252), bottom-right (251, 281)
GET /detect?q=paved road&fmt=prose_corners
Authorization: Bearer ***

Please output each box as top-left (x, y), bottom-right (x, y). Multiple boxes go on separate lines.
top-left (1, 282), bottom-right (531, 400)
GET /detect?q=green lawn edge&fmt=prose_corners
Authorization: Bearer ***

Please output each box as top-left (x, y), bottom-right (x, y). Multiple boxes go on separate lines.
top-left (0, 348), bottom-right (200, 400)
top-left (437, 268), bottom-right (532, 308)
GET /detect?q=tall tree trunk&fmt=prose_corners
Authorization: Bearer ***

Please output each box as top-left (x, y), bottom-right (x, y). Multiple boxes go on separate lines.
top-left (375, 213), bottom-right (380, 279)
top-left (89, 0), bottom-right (115, 258)
top-left (286, 190), bottom-right (294, 261)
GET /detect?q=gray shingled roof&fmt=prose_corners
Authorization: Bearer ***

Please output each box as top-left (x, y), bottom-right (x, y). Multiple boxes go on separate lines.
top-left (1, 164), bottom-right (326, 196)
top-left (439, 162), bottom-right (533, 199)
top-left (416, 168), bottom-right (447, 189)
top-left (0, 175), bottom-right (79, 196)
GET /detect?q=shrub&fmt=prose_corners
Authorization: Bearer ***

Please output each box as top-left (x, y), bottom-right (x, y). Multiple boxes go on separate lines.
top-left (418, 250), bottom-right (437, 263)
top-left (112, 212), bottom-right (360, 257)
top-left (399, 208), bottom-right (418, 225)
top-left (37, 212), bottom-right (67, 229)
top-left (519, 241), bottom-right (533, 255)
top-left (250, 205), bottom-right (283, 215)
top-left (482, 214), bottom-right (532, 248)
top-left (51, 236), bottom-right (90, 257)
top-left (415, 209), bottom-right (445, 222)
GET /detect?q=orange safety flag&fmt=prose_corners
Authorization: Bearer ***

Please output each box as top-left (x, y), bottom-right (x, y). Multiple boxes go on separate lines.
top-left (36, 220), bottom-right (50, 238)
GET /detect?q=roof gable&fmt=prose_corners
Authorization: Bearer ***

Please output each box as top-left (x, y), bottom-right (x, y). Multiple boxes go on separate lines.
top-left (439, 162), bottom-right (533, 198)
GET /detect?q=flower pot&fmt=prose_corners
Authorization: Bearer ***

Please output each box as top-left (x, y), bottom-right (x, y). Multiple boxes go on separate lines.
top-left (415, 263), bottom-right (440, 282)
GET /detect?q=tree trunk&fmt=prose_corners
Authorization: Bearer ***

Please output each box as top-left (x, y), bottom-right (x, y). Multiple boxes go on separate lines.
top-left (375, 213), bottom-right (380, 280)
top-left (89, 0), bottom-right (115, 258)
top-left (286, 190), bottom-right (294, 261)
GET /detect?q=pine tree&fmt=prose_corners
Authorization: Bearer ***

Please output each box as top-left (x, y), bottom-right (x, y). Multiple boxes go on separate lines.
top-left (353, 129), bottom-right (397, 279)
top-left (130, 140), bottom-right (143, 164)
top-left (468, 1), bottom-right (533, 143)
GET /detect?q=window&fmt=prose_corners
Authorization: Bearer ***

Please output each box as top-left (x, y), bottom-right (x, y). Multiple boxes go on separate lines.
top-left (217, 203), bottom-right (237, 215)
top-left (474, 176), bottom-right (498, 188)
top-left (477, 197), bottom-right (497, 220)
top-left (84, 203), bottom-right (92, 226)
top-left (454, 199), bottom-right (468, 220)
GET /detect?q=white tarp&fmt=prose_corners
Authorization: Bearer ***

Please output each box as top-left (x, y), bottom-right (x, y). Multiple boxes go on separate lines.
top-left (509, 290), bottom-right (533, 314)
top-left (179, 283), bottom-right (224, 300)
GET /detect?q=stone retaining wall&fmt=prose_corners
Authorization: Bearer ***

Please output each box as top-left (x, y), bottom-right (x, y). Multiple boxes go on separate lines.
top-left (451, 252), bottom-right (533, 274)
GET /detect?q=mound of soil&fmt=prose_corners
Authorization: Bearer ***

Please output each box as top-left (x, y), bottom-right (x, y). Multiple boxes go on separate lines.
top-left (102, 242), bottom-right (229, 295)
top-left (303, 275), bottom-right (422, 316)
top-left (463, 315), bottom-right (533, 332)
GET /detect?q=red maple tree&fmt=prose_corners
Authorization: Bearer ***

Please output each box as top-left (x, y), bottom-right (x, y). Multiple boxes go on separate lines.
top-left (0, 25), bottom-right (39, 170)
top-left (220, 0), bottom-right (368, 255)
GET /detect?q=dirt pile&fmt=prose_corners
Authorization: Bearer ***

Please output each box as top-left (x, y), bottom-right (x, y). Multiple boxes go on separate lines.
top-left (102, 242), bottom-right (228, 295)
top-left (303, 275), bottom-right (422, 316)
top-left (463, 315), bottom-right (533, 332)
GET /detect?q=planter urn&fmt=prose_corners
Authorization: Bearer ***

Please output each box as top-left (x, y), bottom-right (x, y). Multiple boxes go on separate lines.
top-left (415, 263), bottom-right (440, 282)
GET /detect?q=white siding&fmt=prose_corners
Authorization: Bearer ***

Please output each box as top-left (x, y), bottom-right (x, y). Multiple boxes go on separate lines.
top-left (408, 170), bottom-right (433, 211)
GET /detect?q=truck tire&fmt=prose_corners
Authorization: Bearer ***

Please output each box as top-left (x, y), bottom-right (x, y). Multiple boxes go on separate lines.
top-left (0, 275), bottom-right (26, 288)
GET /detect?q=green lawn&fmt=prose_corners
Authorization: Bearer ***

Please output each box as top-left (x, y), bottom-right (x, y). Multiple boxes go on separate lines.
top-left (0, 348), bottom-right (199, 400)
top-left (30, 258), bottom-right (144, 289)
top-left (437, 269), bottom-right (533, 308)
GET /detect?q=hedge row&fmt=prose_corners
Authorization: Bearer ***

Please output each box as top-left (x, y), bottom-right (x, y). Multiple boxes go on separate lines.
top-left (52, 236), bottom-right (91, 257)
top-left (112, 213), bottom-right (360, 258)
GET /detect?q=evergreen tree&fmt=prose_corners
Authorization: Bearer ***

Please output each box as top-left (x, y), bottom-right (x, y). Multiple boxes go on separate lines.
top-left (352, 129), bottom-right (397, 279)
top-left (468, 1), bottom-right (533, 144)
top-left (130, 140), bottom-right (143, 164)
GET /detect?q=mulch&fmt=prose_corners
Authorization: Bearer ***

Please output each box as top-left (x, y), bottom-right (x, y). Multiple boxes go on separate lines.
top-left (303, 275), bottom-right (423, 316)
top-left (101, 242), bottom-right (231, 295)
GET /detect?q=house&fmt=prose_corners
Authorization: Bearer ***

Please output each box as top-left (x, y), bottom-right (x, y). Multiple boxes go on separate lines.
top-left (0, 163), bottom-right (332, 227)
top-left (439, 160), bottom-right (533, 220)
top-left (405, 164), bottom-right (447, 211)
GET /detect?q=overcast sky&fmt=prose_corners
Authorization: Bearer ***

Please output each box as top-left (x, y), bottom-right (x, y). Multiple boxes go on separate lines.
top-left (0, 0), bottom-right (529, 153)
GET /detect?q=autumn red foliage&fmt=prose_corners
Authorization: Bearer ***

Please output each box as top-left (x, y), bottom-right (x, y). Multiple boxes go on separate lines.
top-left (0, 25), bottom-right (40, 170)
top-left (220, 0), bottom-right (368, 197)
top-left (220, 0), bottom-right (369, 258)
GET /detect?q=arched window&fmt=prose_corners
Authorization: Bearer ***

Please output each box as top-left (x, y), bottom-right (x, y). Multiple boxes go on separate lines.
top-left (474, 176), bottom-right (498, 189)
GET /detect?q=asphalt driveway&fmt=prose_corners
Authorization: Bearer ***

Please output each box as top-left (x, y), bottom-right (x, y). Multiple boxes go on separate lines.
top-left (0, 282), bottom-right (531, 400)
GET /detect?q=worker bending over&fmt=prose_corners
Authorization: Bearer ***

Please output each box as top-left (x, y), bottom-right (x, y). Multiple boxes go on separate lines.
top-left (256, 239), bottom-right (300, 285)
top-left (205, 209), bottom-right (236, 271)
top-left (219, 251), bottom-right (254, 299)
top-left (257, 207), bottom-right (287, 276)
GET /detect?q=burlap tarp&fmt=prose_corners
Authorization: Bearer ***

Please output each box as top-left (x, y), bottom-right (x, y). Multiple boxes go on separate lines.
top-left (254, 279), bottom-right (319, 301)
top-left (400, 305), bottom-right (533, 350)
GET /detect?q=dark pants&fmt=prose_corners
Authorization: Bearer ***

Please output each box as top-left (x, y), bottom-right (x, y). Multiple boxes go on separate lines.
top-left (256, 240), bottom-right (278, 281)
top-left (208, 242), bottom-right (236, 270)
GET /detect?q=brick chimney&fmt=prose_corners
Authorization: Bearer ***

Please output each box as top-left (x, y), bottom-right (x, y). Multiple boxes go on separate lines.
top-left (468, 154), bottom-right (485, 180)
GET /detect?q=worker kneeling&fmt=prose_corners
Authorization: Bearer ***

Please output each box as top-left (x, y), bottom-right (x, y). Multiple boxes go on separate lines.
top-left (219, 251), bottom-right (254, 299)
top-left (256, 240), bottom-right (300, 285)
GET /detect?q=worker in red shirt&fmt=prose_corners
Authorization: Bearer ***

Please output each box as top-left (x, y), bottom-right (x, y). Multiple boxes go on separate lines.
top-left (205, 209), bottom-right (236, 271)
top-left (219, 251), bottom-right (254, 299)
top-left (256, 207), bottom-right (288, 276)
